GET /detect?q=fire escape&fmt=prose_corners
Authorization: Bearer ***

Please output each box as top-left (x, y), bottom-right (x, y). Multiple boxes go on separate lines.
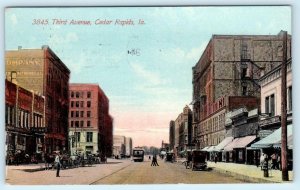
top-left (240, 40), bottom-right (263, 96)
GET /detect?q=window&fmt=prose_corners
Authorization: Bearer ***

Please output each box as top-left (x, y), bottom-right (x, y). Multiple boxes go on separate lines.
top-left (265, 94), bottom-right (275, 116)
top-left (76, 111), bottom-right (79, 117)
top-left (76, 101), bottom-right (79, 107)
top-left (87, 111), bottom-right (91, 117)
top-left (86, 132), bottom-right (93, 142)
top-left (71, 121), bottom-right (74, 127)
top-left (87, 91), bottom-right (91, 98)
top-left (76, 92), bottom-right (80, 98)
top-left (87, 101), bottom-right (91, 108)
top-left (75, 132), bottom-right (80, 142)
top-left (71, 101), bottom-right (74, 107)
top-left (47, 96), bottom-right (52, 108)
top-left (242, 68), bottom-right (247, 78)
top-left (80, 101), bottom-right (84, 107)
top-left (270, 94), bottom-right (275, 116)
top-left (288, 86), bottom-right (292, 111)
top-left (87, 121), bottom-right (91, 127)
top-left (80, 121), bottom-right (84, 127)
top-left (242, 86), bottom-right (247, 96)
top-left (71, 91), bottom-right (74, 98)
top-left (80, 111), bottom-right (84, 117)
top-left (265, 96), bottom-right (270, 114)
top-left (71, 111), bottom-right (74, 117)
top-left (75, 121), bottom-right (79, 128)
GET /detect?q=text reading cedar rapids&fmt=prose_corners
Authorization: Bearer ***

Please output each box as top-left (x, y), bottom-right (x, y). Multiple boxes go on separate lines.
top-left (52, 19), bottom-right (138, 26)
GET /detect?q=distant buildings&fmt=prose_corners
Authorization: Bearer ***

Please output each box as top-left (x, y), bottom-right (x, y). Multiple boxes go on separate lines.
top-left (6, 46), bottom-right (70, 153)
top-left (169, 121), bottom-right (175, 151)
top-left (173, 105), bottom-right (192, 155)
top-left (125, 137), bottom-right (133, 157)
top-left (113, 135), bottom-right (133, 158)
top-left (68, 84), bottom-right (113, 156)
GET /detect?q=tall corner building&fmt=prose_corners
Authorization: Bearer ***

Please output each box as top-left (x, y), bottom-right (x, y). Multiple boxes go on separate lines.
top-left (5, 45), bottom-right (70, 153)
top-left (191, 33), bottom-right (292, 149)
top-left (68, 84), bottom-right (113, 156)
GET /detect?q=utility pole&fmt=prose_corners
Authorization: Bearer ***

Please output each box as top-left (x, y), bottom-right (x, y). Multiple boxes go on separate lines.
top-left (280, 30), bottom-right (288, 181)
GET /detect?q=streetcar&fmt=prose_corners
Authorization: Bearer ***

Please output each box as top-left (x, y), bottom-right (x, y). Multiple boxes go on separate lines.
top-left (132, 148), bottom-right (144, 162)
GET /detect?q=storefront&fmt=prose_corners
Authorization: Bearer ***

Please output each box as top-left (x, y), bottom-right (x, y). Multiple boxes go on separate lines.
top-left (223, 135), bottom-right (257, 163)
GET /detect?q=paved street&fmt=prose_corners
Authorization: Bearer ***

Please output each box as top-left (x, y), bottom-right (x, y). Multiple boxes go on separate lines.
top-left (92, 159), bottom-right (245, 184)
top-left (6, 158), bottom-right (247, 185)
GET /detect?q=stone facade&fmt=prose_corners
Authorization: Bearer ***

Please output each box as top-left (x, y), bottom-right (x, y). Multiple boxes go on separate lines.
top-left (192, 34), bottom-right (291, 149)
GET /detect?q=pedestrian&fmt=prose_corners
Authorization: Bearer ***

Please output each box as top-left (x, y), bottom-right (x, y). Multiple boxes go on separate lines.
top-left (260, 153), bottom-right (265, 170)
top-left (55, 153), bottom-right (61, 177)
top-left (271, 153), bottom-right (277, 169)
top-left (214, 153), bottom-right (218, 164)
top-left (277, 154), bottom-right (281, 171)
top-left (151, 155), bottom-right (155, 166)
top-left (154, 155), bottom-right (159, 166)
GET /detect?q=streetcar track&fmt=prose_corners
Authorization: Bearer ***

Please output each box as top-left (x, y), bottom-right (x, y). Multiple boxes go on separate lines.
top-left (89, 163), bottom-right (132, 185)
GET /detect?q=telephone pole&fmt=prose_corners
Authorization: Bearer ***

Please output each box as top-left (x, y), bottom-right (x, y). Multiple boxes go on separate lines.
top-left (280, 30), bottom-right (288, 181)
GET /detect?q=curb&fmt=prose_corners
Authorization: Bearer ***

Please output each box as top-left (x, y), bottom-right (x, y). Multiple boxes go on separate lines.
top-left (211, 167), bottom-right (276, 183)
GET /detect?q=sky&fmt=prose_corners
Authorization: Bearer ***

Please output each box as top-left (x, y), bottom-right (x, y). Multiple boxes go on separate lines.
top-left (5, 6), bottom-right (291, 147)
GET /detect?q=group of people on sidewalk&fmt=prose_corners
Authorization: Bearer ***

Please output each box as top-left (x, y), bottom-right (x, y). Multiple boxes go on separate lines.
top-left (258, 152), bottom-right (281, 170)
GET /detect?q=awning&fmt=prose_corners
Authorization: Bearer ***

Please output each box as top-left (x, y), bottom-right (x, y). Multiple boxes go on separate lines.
top-left (201, 146), bottom-right (211, 151)
top-left (207, 146), bottom-right (216, 152)
top-left (224, 135), bottom-right (257, 151)
top-left (273, 135), bottom-right (293, 149)
top-left (214, 137), bottom-right (234, 151)
top-left (251, 125), bottom-right (293, 149)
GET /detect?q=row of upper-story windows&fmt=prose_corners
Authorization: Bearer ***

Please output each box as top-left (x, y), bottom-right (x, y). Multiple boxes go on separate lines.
top-left (70, 120), bottom-right (91, 128)
top-left (199, 113), bottom-right (225, 135)
top-left (72, 132), bottom-right (93, 144)
top-left (70, 91), bottom-right (91, 99)
top-left (5, 105), bottom-right (44, 128)
top-left (70, 101), bottom-right (91, 108)
top-left (70, 111), bottom-right (91, 118)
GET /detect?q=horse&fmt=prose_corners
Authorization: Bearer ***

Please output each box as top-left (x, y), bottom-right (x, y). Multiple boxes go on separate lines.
top-left (44, 154), bottom-right (55, 170)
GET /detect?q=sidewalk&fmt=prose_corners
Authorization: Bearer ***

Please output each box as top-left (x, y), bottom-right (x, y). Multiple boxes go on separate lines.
top-left (174, 159), bottom-right (293, 183)
top-left (5, 158), bottom-right (132, 185)
top-left (207, 161), bottom-right (293, 183)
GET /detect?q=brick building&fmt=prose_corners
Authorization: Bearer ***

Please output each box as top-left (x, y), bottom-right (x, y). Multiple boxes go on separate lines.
top-left (169, 120), bottom-right (175, 151)
top-left (174, 105), bottom-right (192, 155)
top-left (5, 46), bottom-right (70, 153)
top-left (5, 80), bottom-right (45, 161)
top-left (68, 84), bottom-right (113, 156)
top-left (192, 33), bottom-right (291, 149)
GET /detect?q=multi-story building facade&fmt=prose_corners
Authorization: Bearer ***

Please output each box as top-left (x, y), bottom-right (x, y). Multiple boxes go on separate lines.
top-left (174, 106), bottom-right (192, 154)
top-left (113, 135), bottom-right (126, 158)
top-left (5, 80), bottom-right (45, 160)
top-left (258, 58), bottom-right (292, 133)
top-left (5, 46), bottom-right (70, 153)
top-left (169, 120), bottom-right (175, 151)
top-left (125, 137), bottom-right (133, 157)
top-left (68, 84), bottom-right (113, 156)
top-left (192, 33), bottom-right (291, 149)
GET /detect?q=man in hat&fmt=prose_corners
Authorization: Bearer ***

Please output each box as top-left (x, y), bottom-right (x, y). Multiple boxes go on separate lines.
top-left (54, 152), bottom-right (61, 177)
